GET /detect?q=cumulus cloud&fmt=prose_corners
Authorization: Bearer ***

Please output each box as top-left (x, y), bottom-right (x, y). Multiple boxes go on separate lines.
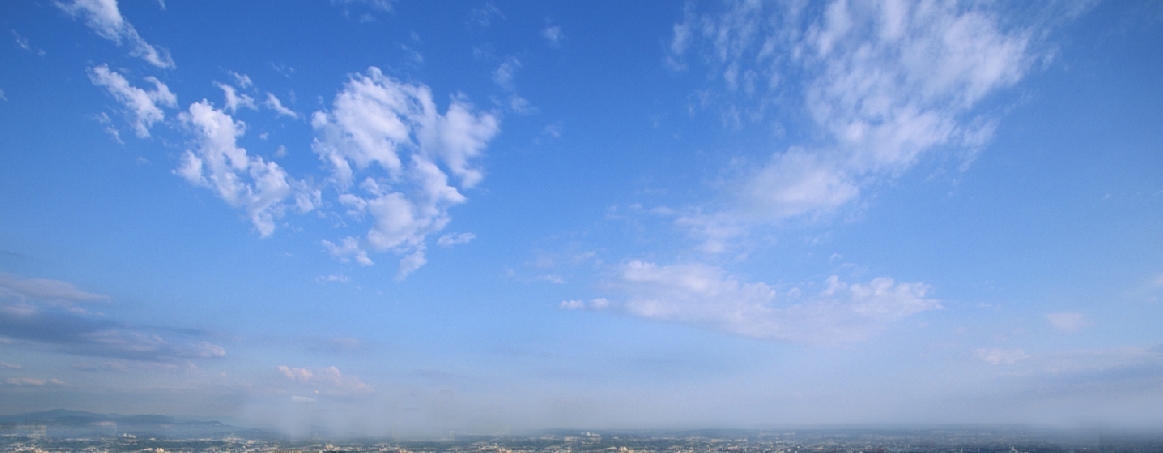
top-left (88, 65), bottom-right (177, 138)
top-left (277, 365), bottom-right (373, 394)
top-left (1046, 312), bottom-right (1090, 332)
top-left (311, 67), bottom-right (499, 278)
top-left (668, 0), bottom-right (1033, 247)
top-left (58, 0), bottom-right (174, 68)
top-left (176, 100), bottom-right (315, 236)
top-left (586, 261), bottom-right (938, 343)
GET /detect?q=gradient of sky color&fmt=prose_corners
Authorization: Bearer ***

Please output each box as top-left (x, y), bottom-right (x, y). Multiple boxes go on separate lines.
top-left (1, 0), bottom-right (1162, 436)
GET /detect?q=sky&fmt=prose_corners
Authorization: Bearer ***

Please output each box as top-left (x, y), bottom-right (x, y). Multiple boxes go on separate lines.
top-left (1, 0), bottom-right (1162, 437)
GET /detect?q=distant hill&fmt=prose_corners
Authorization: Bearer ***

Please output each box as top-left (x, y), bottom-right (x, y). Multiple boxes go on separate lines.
top-left (0, 410), bottom-right (236, 438)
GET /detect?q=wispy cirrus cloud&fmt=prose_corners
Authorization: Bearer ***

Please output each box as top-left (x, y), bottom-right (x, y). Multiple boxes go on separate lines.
top-left (58, 0), bottom-right (174, 68)
top-left (3, 377), bottom-right (66, 386)
top-left (311, 67), bottom-right (499, 278)
top-left (0, 272), bottom-right (109, 306)
top-left (668, 0), bottom-right (1040, 250)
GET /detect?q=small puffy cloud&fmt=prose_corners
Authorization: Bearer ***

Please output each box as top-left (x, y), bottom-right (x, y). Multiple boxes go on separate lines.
top-left (315, 273), bottom-right (349, 284)
top-left (312, 67), bottom-right (498, 278)
top-left (278, 365), bottom-right (313, 381)
top-left (559, 298), bottom-right (608, 310)
top-left (975, 348), bottom-right (1030, 365)
top-left (177, 100), bottom-right (312, 236)
top-left (277, 365), bottom-right (373, 395)
top-left (492, 57), bottom-right (520, 90)
top-left (1046, 312), bottom-right (1090, 332)
top-left (542, 24), bottom-right (563, 46)
top-left (88, 65), bottom-right (177, 138)
top-left (436, 232), bottom-right (475, 247)
top-left (0, 361), bottom-right (21, 369)
top-left (58, 0), bottom-right (174, 68)
top-left (322, 237), bottom-right (374, 266)
top-left (579, 261), bottom-right (938, 343)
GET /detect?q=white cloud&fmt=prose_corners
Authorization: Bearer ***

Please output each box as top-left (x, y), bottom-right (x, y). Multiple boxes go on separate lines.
top-left (177, 100), bottom-right (312, 237)
top-left (1046, 312), bottom-right (1090, 332)
top-left (559, 298), bottom-right (608, 310)
top-left (0, 272), bottom-right (110, 304)
top-left (0, 362), bottom-right (22, 369)
top-left (332, 0), bottom-right (392, 13)
top-left (591, 260), bottom-right (938, 343)
top-left (277, 365), bottom-right (373, 394)
top-left (492, 57), bottom-right (520, 90)
top-left (58, 0), bottom-right (174, 68)
top-left (315, 273), bottom-right (349, 284)
top-left (436, 232), bottom-right (475, 247)
top-left (542, 24), bottom-right (563, 46)
top-left (975, 348), bottom-right (1030, 365)
top-left (669, 0), bottom-right (1033, 245)
top-left (265, 92), bottom-right (299, 118)
top-left (3, 377), bottom-right (65, 386)
top-left (215, 82), bottom-right (256, 113)
top-left (322, 237), bottom-right (374, 266)
top-left (12, 30), bottom-right (45, 55)
top-left (88, 65), bottom-right (176, 138)
top-left (469, 3), bottom-right (503, 27)
top-left (311, 67), bottom-right (499, 278)
top-left (740, 149), bottom-right (859, 219)
top-left (230, 71), bottom-right (253, 89)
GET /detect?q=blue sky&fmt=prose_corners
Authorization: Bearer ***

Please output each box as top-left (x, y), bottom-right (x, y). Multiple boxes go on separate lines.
top-left (1, 0), bottom-right (1162, 436)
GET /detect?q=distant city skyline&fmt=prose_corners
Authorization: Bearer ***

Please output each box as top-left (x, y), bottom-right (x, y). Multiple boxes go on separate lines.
top-left (1, 0), bottom-right (1161, 436)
